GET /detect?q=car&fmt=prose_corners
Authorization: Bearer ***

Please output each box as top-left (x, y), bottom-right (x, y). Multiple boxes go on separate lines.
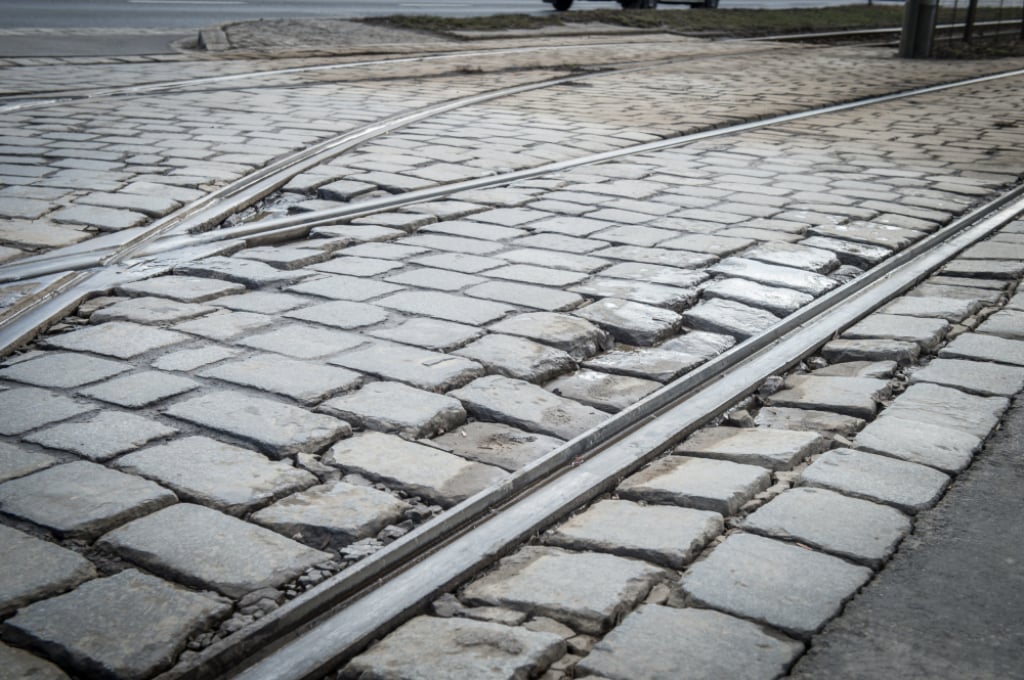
top-left (544, 0), bottom-right (719, 10)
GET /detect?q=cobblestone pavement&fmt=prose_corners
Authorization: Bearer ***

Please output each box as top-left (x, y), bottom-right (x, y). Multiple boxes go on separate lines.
top-left (1, 27), bottom-right (1024, 680)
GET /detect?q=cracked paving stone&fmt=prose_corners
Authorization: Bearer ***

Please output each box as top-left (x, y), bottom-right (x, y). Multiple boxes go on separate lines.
top-left (680, 532), bottom-right (872, 638)
top-left (174, 256), bottom-right (312, 288)
top-left (380, 290), bottom-right (515, 324)
top-left (237, 323), bottom-right (365, 359)
top-left (79, 370), bottom-right (199, 408)
top-left (879, 295), bottom-right (980, 322)
top-left (0, 461), bottom-right (176, 539)
top-left (577, 605), bottom-right (804, 680)
top-left (659, 329), bottom-right (736, 359)
top-left (455, 334), bottom-right (576, 383)
top-left (547, 368), bottom-right (660, 413)
top-left (165, 390), bottom-right (350, 458)
top-left (882, 382), bottom-right (1008, 440)
top-left (799, 448), bottom-right (950, 515)
top-left (98, 504), bottom-right (331, 598)
top-left (466, 280), bottom-right (583, 313)
top-left (340, 616), bottom-right (565, 680)
top-left (3, 570), bottom-right (230, 680)
top-left (755, 407), bottom-right (865, 439)
top-left (172, 310), bottom-right (275, 341)
top-left (488, 312), bottom-right (611, 361)
top-left (251, 480), bottom-right (410, 550)
top-left (115, 275), bottom-right (245, 302)
top-left (909, 358), bottom-right (1024, 397)
top-left (618, 455), bottom-right (771, 515)
top-left (199, 353), bottom-right (361, 405)
top-left (677, 426), bottom-right (829, 470)
top-left (842, 313), bottom-right (950, 351)
top-left (287, 274), bottom-right (403, 302)
top-left (543, 499), bottom-right (722, 569)
top-left (367, 317), bottom-right (484, 352)
top-left (975, 309), bottom-right (1024, 340)
top-left (702, 278), bottom-right (813, 316)
top-left (284, 299), bottom-right (389, 330)
top-left (0, 351), bottom-right (130, 388)
top-left (0, 642), bottom-right (71, 680)
top-left (461, 546), bottom-right (665, 635)
top-left (90, 297), bottom-right (215, 325)
top-left (683, 298), bottom-right (780, 340)
top-left (42, 321), bottom-right (188, 359)
top-left (570, 277), bottom-right (698, 311)
top-left (0, 524), bottom-right (97, 617)
top-left (432, 422), bottom-right (563, 472)
top-left (768, 374), bottom-right (890, 419)
top-left (115, 436), bottom-right (317, 516)
top-left (710, 257), bottom-right (839, 296)
top-left (821, 338), bottom-right (920, 365)
top-left (449, 375), bottom-right (607, 440)
top-left (742, 487), bottom-right (911, 568)
top-left (0, 387), bottom-right (95, 435)
top-left (330, 340), bottom-right (484, 392)
top-left (572, 298), bottom-right (681, 346)
top-left (324, 431), bottom-right (506, 507)
top-left (940, 332), bottom-right (1024, 366)
top-left (318, 381), bottom-right (466, 439)
top-left (583, 346), bottom-right (703, 383)
top-left (0, 441), bottom-right (59, 483)
top-left (24, 411), bottom-right (178, 462)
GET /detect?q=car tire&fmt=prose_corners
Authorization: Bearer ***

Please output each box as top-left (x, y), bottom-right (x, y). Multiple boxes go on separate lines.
top-left (620, 0), bottom-right (657, 8)
top-left (552, 0), bottom-right (573, 10)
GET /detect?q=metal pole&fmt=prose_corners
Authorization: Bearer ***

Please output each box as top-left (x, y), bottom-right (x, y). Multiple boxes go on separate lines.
top-left (900, 0), bottom-right (939, 57)
top-left (964, 0), bottom-right (979, 43)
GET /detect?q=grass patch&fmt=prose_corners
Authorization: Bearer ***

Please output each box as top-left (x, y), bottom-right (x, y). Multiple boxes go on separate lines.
top-left (933, 39), bottom-right (1024, 59)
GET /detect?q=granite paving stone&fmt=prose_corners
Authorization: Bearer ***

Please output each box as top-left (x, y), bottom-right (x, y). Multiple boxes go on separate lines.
top-left (0, 461), bottom-right (176, 539)
top-left (659, 233), bottom-right (754, 256)
top-left (0, 220), bottom-right (89, 249)
top-left (879, 295), bottom-right (980, 322)
top-left (682, 297), bottom-right (781, 340)
top-left (569, 278), bottom-right (698, 311)
top-left (941, 258), bottom-right (1024, 279)
top-left (809, 222), bottom-right (925, 250)
top-left (911, 282), bottom-right (1002, 304)
top-left (409, 251), bottom-right (505, 274)
top-left (199, 353), bottom-right (361, 405)
top-left (617, 455), bottom-right (771, 515)
top-left (0, 524), bottom-right (96, 616)
top-left (3, 570), bottom-right (230, 680)
top-left (755, 407), bottom-right (865, 439)
top-left (975, 309), bottom-right (1024, 340)
top-left (312, 256), bottom-right (405, 277)
top-left (324, 432), bottom-right (506, 507)
top-left (677, 426), bottom-right (828, 470)
top-left (237, 323), bottom-right (365, 359)
top-left (115, 275), bottom-right (245, 302)
top-left (367, 317), bottom-right (483, 352)
top-left (767, 374), bottom-right (890, 419)
top-left (882, 382), bottom-right (1008, 440)
top-left (940, 332), bottom-right (1024, 366)
top-left (0, 642), bottom-right (71, 680)
top-left (498, 248), bottom-right (609, 273)
top-left (431, 422), bottom-right (563, 472)
top-left (79, 370), bottom-right (199, 407)
top-left (43, 321), bottom-right (188, 359)
top-left (165, 390), bottom-right (350, 458)
top-left (115, 436), bottom-right (317, 516)
top-left (546, 368), bottom-right (660, 413)
top-left (24, 411), bottom-right (178, 462)
top-left (251, 480), bottom-right (410, 549)
top-left (330, 340), bottom-right (484, 392)
top-left (466, 280), bottom-right (583, 312)
top-left (596, 245), bottom-right (716, 269)
top-left (234, 244), bottom-right (332, 270)
top-left (909, 357), bottom-right (1024, 397)
top-left (582, 346), bottom-right (704, 382)
top-left (449, 375), bottom-right (607, 440)
top-left (488, 312), bottom-right (611, 360)
top-left (484, 264), bottom-right (590, 287)
top-left (842, 313), bottom-right (950, 351)
top-left (75, 191), bottom-right (180, 217)
top-left (90, 297), bottom-right (216, 325)
top-left (0, 441), bottom-right (58, 482)
top-left (680, 532), bottom-right (873, 638)
top-left (174, 256), bottom-right (312, 288)
top-left (702, 277), bottom-right (813, 316)
top-left (455, 334), bottom-right (576, 383)
top-left (576, 605), bottom-right (803, 680)
top-left (383, 267), bottom-right (486, 291)
top-left (821, 338), bottom-right (920, 365)
top-left (171, 310), bottom-right (275, 341)
top-left (0, 387), bottom-right (95, 435)
top-left (743, 242), bottom-right (840, 273)
top-left (812, 360), bottom-right (898, 379)
top-left (340, 616), bottom-right (564, 680)
top-left (742, 487), bottom-right (911, 568)
top-left (318, 381), bottom-right (466, 438)
top-left (544, 499), bottom-right (722, 569)
top-left (50, 204), bottom-right (149, 231)
top-left (572, 298), bottom-right (681, 346)
top-left (283, 299), bottom-right (389, 330)
top-left (799, 448), bottom-right (951, 514)
top-left (380, 289), bottom-right (516, 324)
top-left (98, 504), bottom-right (331, 598)
top-left (0, 351), bottom-right (130, 388)
top-left (151, 346), bottom-right (239, 372)
top-left (798, 235), bottom-right (893, 268)
top-left (853, 415), bottom-right (982, 473)
top-left (710, 257), bottom-right (839, 296)
top-left (461, 546), bottom-right (665, 635)
top-left (659, 329), bottom-right (736, 359)
top-left (287, 274), bottom-right (403, 301)
top-left (599, 262), bottom-right (709, 288)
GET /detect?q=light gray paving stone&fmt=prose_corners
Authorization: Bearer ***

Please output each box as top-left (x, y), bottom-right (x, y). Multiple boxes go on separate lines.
top-left (577, 605), bottom-right (803, 680)
top-left (171, 310), bottom-right (275, 341)
top-left (768, 374), bottom-right (890, 419)
top-left (711, 257), bottom-right (839, 296)
top-left (683, 298), bottom-right (780, 340)
top-left (909, 358), bottom-right (1024, 397)
top-left (50, 204), bottom-right (148, 231)
top-left (742, 487), bottom-right (910, 568)
top-left (928, 275), bottom-right (1006, 291)
top-left (115, 436), bottom-right (317, 516)
top-left (809, 222), bottom-right (925, 250)
top-left (842, 313), bottom-right (949, 351)
top-left (410, 251), bottom-right (505, 273)
top-left (659, 233), bottom-right (754, 256)
top-left (755, 407), bottom-right (865, 438)
top-left (24, 411), bottom-right (178, 462)
top-left (821, 338), bottom-right (920, 365)
top-left (959, 240), bottom-right (1024, 260)
top-left (324, 432), bottom-right (506, 507)
top-left (43, 321), bottom-right (188, 359)
top-left (174, 256), bottom-right (312, 288)
top-left (340, 615), bottom-right (564, 680)
top-left (432, 422), bottom-right (562, 472)
top-left (98, 504), bottom-right (330, 598)
top-left (702, 277), bottom-right (813, 316)
top-left (0, 387), bottom-right (95, 435)
top-left (0, 441), bottom-right (58, 482)
top-left (330, 340), bottom-right (484, 392)
top-left (911, 282), bottom-right (1003, 304)
top-left (618, 455), bottom-right (771, 515)
top-left (288, 274), bottom-right (403, 302)
top-left (233, 244), bottom-right (331, 270)
top-left (466, 281), bottom-right (582, 312)
top-left (237, 324), bottom-right (365, 359)
top-left (0, 351), bottom-right (130, 388)
top-left (3, 569), bottom-right (229, 680)
top-left (0, 524), bottom-right (96, 616)
top-left (570, 278), bottom-right (697, 311)
top-left (743, 242), bottom-right (839, 274)
top-left (940, 332), bottom-right (1024, 366)
top-left (546, 368), bottom-right (660, 413)
top-left (312, 256), bottom-right (405, 277)
top-left (582, 347), bottom-right (703, 383)
top-left (309, 224), bottom-right (404, 245)
top-left (853, 415), bottom-right (981, 473)
top-left (284, 299), bottom-right (389, 330)
top-left (461, 546), bottom-right (665, 635)
top-left (498, 248), bottom-right (609, 273)
top-left (941, 258), bottom-right (1024, 279)
top-left (799, 235), bottom-right (892, 268)
top-left (90, 297), bottom-right (214, 325)
top-left (455, 334), bottom-right (576, 383)
top-left (596, 245), bottom-right (716, 269)
top-left (251, 481), bottom-right (410, 550)
top-left (79, 370), bottom-right (199, 407)
top-left (572, 298), bottom-right (681, 346)
top-left (544, 499), bottom-right (722, 569)
top-left (380, 290), bottom-right (515, 324)
top-left (165, 390), bottom-right (350, 458)
top-left (879, 295), bottom-right (980, 322)
top-left (75, 191), bottom-right (180, 217)
top-left (368, 317), bottom-right (483, 352)
top-left (151, 346), bottom-right (239, 372)
top-left (0, 642), bottom-right (71, 680)
top-left (677, 426), bottom-right (829, 470)
top-left (383, 267), bottom-right (486, 291)
top-left (659, 329), bottom-right (736, 359)
top-left (317, 178), bottom-right (376, 201)
top-left (485, 264), bottom-right (589, 287)
top-left (0, 461), bottom-right (176, 539)
top-left (116, 275), bottom-right (245, 302)
top-left (680, 532), bottom-right (872, 638)
top-left (340, 241), bottom-right (429, 260)
top-left (449, 375), bottom-right (607, 440)
top-left (975, 309), bottom-right (1024, 340)
top-left (488, 312), bottom-right (611, 360)
top-left (318, 381), bottom-right (465, 438)
top-left (882, 382), bottom-right (1008, 440)
top-left (0, 220), bottom-right (88, 249)
top-left (528, 214), bottom-right (612, 236)
top-left (812, 360), bottom-right (897, 379)
top-left (199, 353), bottom-right (360, 405)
